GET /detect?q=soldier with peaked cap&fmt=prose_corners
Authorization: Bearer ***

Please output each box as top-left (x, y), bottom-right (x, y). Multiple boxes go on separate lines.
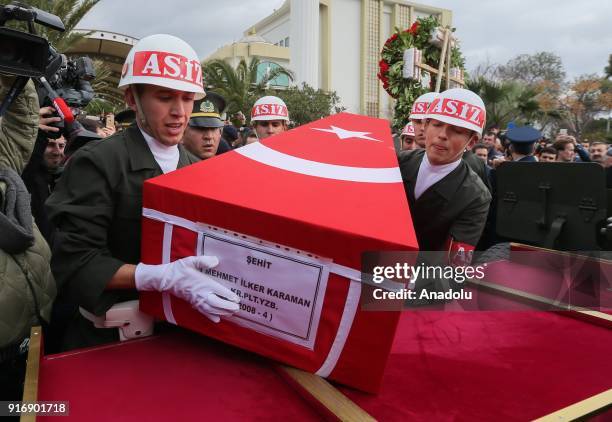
top-left (504, 126), bottom-right (541, 162)
top-left (182, 91), bottom-right (227, 160)
top-left (399, 88), bottom-right (492, 265)
top-left (47, 34), bottom-right (239, 351)
top-left (114, 109), bottom-right (136, 132)
top-left (484, 126), bottom-right (542, 249)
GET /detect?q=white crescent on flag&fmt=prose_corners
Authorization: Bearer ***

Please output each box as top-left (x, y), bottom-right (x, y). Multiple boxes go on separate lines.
top-left (235, 142), bottom-right (402, 183)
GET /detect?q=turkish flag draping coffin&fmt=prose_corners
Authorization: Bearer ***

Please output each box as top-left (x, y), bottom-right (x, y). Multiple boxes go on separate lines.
top-left (139, 112), bottom-right (418, 393)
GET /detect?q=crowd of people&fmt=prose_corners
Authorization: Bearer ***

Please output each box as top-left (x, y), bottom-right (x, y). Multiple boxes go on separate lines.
top-left (0, 32), bottom-right (609, 403)
top-left (401, 106), bottom-right (612, 172)
top-left (0, 34), bottom-right (299, 401)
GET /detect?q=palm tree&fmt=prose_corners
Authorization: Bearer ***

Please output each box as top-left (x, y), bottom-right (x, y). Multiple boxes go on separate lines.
top-left (466, 77), bottom-right (548, 128)
top-left (202, 57), bottom-right (294, 117)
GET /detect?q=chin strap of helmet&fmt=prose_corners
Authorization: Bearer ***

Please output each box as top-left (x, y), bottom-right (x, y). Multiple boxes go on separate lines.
top-left (131, 86), bottom-right (148, 130)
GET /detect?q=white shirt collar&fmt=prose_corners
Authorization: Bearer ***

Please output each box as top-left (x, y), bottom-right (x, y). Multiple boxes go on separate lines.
top-left (420, 152), bottom-right (462, 174)
top-left (139, 126), bottom-right (180, 174)
top-left (414, 152), bottom-right (462, 200)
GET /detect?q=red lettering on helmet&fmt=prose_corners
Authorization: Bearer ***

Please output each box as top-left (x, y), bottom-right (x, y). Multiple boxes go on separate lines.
top-left (429, 98), bottom-right (484, 129)
top-left (469, 108), bottom-right (482, 125)
top-left (141, 53), bottom-right (161, 75)
top-left (133, 51), bottom-right (203, 88)
top-left (192, 61), bottom-right (202, 85)
top-left (412, 101), bottom-right (429, 113)
top-left (458, 102), bottom-right (469, 120)
top-left (252, 104), bottom-right (288, 117)
top-left (184, 60), bottom-right (194, 82)
top-left (444, 99), bottom-right (458, 115)
top-left (163, 55), bottom-right (181, 77)
top-left (428, 98), bottom-right (443, 114)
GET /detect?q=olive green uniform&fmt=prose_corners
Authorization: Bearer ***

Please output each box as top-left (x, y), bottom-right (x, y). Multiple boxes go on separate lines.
top-left (398, 149), bottom-right (491, 251)
top-left (463, 150), bottom-right (492, 192)
top-left (46, 125), bottom-right (198, 349)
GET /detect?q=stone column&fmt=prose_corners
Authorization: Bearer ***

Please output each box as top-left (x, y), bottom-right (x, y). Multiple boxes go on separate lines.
top-left (290, 0), bottom-right (320, 88)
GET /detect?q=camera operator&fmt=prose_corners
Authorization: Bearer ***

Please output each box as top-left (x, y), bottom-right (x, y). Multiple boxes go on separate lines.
top-left (0, 75), bottom-right (56, 401)
top-left (21, 105), bottom-right (65, 244)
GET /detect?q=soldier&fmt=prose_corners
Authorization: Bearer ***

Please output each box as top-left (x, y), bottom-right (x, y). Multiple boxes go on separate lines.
top-left (399, 88), bottom-right (491, 265)
top-left (47, 34), bottom-right (239, 351)
top-left (400, 122), bottom-right (417, 151)
top-left (113, 109), bottom-right (136, 132)
top-left (182, 91), bottom-right (226, 160)
top-left (486, 126), bottom-right (541, 249)
top-left (409, 92), bottom-right (439, 148)
top-left (251, 95), bottom-right (289, 140)
top-left (411, 91), bottom-right (489, 189)
top-left (504, 126), bottom-right (541, 162)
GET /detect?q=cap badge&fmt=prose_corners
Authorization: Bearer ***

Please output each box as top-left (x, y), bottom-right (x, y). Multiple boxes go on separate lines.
top-left (200, 101), bottom-right (215, 113)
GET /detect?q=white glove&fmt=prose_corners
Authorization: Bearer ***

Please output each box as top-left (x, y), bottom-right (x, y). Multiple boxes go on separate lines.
top-left (135, 256), bottom-right (240, 323)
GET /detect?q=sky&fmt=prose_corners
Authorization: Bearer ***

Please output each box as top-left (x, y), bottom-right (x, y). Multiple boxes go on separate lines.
top-left (78, 0), bottom-right (612, 80)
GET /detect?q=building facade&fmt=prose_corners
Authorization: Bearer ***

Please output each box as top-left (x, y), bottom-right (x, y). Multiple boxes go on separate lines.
top-left (205, 30), bottom-right (292, 88)
top-left (206, 0), bottom-right (452, 119)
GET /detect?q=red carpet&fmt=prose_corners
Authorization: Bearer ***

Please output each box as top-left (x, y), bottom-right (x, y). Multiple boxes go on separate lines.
top-left (342, 308), bottom-right (612, 421)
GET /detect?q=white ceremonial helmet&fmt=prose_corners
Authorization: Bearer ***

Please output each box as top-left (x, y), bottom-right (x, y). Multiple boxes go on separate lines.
top-left (409, 92), bottom-right (439, 120)
top-left (251, 96), bottom-right (290, 122)
top-left (401, 123), bottom-right (415, 137)
top-left (119, 34), bottom-right (205, 100)
top-left (424, 88), bottom-right (486, 135)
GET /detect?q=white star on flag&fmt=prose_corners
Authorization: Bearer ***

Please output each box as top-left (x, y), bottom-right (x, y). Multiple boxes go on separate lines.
top-left (312, 125), bottom-right (381, 142)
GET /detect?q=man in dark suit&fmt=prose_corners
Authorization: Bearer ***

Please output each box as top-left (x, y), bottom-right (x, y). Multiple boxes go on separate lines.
top-left (399, 88), bottom-right (491, 265)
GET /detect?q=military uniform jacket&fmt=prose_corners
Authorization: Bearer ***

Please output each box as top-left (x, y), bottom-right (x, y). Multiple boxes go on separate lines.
top-left (398, 149), bottom-right (492, 251)
top-left (47, 125), bottom-right (198, 318)
top-left (463, 150), bottom-right (492, 191)
top-left (517, 155), bottom-right (537, 162)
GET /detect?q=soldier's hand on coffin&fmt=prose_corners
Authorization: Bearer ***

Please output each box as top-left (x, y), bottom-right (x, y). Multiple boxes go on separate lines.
top-left (135, 256), bottom-right (240, 323)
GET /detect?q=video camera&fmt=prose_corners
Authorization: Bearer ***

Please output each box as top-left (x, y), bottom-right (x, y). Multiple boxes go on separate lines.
top-left (0, 1), bottom-right (100, 149)
top-left (37, 53), bottom-right (99, 144)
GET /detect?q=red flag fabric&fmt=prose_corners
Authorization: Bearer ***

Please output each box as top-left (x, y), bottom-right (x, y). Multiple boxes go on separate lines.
top-left (139, 112), bottom-right (418, 392)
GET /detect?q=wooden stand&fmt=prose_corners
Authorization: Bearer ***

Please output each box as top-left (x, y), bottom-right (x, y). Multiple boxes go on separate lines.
top-left (20, 326), bottom-right (42, 422)
top-left (277, 365), bottom-right (376, 421)
top-left (413, 28), bottom-right (464, 92)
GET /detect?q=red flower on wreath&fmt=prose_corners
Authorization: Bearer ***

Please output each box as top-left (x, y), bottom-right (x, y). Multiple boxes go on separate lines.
top-left (378, 59), bottom-right (390, 87)
top-left (384, 33), bottom-right (398, 46)
top-left (379, 59), bottom-right (389, 75)
top-left (408, 21), bottom-right (419, 35)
